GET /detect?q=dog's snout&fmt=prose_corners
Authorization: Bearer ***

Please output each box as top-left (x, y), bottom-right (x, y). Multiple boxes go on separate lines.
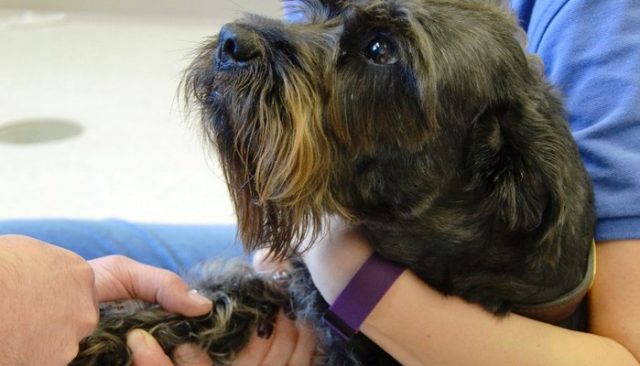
top-left (218, 24), bottom-right (262, 67)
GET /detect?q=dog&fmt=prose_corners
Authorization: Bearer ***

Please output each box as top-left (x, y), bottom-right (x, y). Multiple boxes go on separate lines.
top-left (71, 0), bottom-right (595, 365)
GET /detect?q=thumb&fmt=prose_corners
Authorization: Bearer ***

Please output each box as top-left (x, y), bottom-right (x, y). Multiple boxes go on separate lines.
top-left (89, 255), bottom-right (212, 317)
top-left (127, 329), bottom-right (174, 366)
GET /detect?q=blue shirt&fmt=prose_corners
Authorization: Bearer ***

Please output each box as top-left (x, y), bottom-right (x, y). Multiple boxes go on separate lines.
top-left (511, 0), bottom-right (640, 241)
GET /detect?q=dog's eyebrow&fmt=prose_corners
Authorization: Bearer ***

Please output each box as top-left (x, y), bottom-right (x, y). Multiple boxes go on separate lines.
top-left (338, 2), bottom-right (411, 38)
top-left (283, 0), bottom-right (344, 24)
top-left (282, 0), bottom-right (311, 23)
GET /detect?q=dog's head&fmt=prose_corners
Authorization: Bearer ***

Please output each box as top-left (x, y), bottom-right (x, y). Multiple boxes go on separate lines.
top-left (184, 0), bottom-right (583, 258)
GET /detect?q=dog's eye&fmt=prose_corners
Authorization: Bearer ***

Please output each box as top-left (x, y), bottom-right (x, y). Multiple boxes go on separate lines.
top-left (363, 35), bottom-right (398, 65)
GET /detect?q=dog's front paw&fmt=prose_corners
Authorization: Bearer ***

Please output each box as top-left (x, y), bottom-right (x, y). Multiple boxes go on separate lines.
top-left (70, 260), bottom-right (290, 366)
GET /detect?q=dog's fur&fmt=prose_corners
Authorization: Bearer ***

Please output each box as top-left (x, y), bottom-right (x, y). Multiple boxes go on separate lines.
top-left (71, 0), bottom-right (595, 365)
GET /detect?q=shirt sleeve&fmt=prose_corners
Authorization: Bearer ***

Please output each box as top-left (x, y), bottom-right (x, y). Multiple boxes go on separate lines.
top-left (513, 0), bottom-right (640, 241)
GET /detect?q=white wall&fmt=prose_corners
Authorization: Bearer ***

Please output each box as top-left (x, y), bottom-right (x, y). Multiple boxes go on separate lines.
top-left (0, 1), bottom-right (282, 223)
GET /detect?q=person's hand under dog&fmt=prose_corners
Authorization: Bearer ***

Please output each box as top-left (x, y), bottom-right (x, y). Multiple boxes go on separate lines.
top-left (126, 250), bottom-right (317, 366)
top-left (127, 329), bottom-right (214, 366)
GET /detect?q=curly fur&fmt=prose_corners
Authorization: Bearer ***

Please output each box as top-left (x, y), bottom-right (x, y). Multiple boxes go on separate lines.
top-left (72, 0), bottom-right (595, 365)
top-left (71, 261), bottom-right (291, 366)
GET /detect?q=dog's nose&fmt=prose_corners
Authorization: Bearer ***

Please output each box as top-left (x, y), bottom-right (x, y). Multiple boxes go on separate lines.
top-left (218, 24), bottom-right (262, 66)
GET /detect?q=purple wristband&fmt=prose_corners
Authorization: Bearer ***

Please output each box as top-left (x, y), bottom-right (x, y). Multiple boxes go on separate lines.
top-left (322, 252), bottom-right (405, 340)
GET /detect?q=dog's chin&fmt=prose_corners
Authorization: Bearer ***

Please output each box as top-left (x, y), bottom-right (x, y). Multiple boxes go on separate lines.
top-left (200, 87), bottom-right (330, 260)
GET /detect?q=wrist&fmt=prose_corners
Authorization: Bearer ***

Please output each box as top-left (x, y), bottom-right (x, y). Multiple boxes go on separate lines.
top-left (307, 256), bottom-right (371, 304)
top-left (304, 228), bottom-right (374, 303)
top-left (323, 252), bottom-right (406, 339)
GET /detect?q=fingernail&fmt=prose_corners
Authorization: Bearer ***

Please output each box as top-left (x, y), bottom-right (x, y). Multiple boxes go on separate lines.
top-left (188, 289), bottom-right (213, 307)
top-left (257, 322), bottom-right (274, 339)
top-left (127, 329), bottom-right (153, 350)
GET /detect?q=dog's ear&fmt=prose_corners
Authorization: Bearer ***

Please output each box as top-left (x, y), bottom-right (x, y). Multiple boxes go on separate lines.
top-left (466, 97), bottom-right (568, 234)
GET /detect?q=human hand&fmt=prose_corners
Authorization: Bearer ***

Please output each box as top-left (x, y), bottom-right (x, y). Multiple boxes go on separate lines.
top-left (88, 255), bottom-right (212, 317)
top-left (227, 311), bottom-right (317, 366)
top-left (126, 310), bottom-right (316, 366)
top-left (0, 235), bottom-right (99, 366)
top-left (88, 255), bottom-right (215, 366)
top-left (128, 251), bottom-right (317, 366)
top-left (234, 250), bottom-right (317, 366)
top-left (126, 329), bottom-right (213, 366)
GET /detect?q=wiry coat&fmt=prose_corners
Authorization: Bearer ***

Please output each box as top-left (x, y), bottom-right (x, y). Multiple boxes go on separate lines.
top-left (72, 1), bottom-right (595, 365)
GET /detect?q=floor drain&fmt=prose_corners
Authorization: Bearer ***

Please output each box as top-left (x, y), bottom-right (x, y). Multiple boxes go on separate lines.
top-left (0, 118), bottom-right (83, 144)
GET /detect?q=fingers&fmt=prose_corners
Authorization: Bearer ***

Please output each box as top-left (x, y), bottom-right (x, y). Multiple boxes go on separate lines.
top-left (232, 328), bottom-right (274, 365)
top-left (127, 329), bottom-right (174, 366)
top-left (232, 312), bottom-right (315, 366)
top-left (173, 344), bottom-right (215, 366)
top-left (89, 255), bottom-right (212, 317)
top-left (288, 321), bottom-right (317, 366)
top-left (128, 330), bottom-right (215, 366)
top-left (261, 313), bottom-right (298, 366)
top-left (248, 250), bottom-right (316, 365)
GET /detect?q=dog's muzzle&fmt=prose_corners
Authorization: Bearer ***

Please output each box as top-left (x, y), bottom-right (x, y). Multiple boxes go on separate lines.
top-left (217, 24), bottom-right (263, 69)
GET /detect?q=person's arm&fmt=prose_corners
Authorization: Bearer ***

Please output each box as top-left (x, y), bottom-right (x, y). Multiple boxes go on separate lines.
top-left (588, 240), bottom-right (640, 361)
top-left (365, 242), bottom-right (640, 365)
top-left (303, 224), bottom-right (640, 365)
top-left (0, 235), bottom-right (100, 366)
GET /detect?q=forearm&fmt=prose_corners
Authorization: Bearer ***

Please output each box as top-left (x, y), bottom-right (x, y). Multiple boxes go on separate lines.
top-left (362, 269), bottom-right (638, 366)
top-left (0, 239), bottom-right (20, 366)
top-left (0, 236), bottom-right (19, 286)
top-left (304, 223), bottom-right (640, 364)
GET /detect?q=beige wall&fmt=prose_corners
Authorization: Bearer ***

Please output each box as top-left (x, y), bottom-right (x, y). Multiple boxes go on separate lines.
top-left (0, 0), bottom-right (281, 18)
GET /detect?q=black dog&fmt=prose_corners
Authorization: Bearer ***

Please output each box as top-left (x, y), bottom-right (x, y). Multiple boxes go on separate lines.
top-left (72, 1), bottom-right (595, 365)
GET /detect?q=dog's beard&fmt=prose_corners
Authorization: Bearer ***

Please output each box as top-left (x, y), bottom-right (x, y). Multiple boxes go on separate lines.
top-left (184, 35), bottom-right (349, 259)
